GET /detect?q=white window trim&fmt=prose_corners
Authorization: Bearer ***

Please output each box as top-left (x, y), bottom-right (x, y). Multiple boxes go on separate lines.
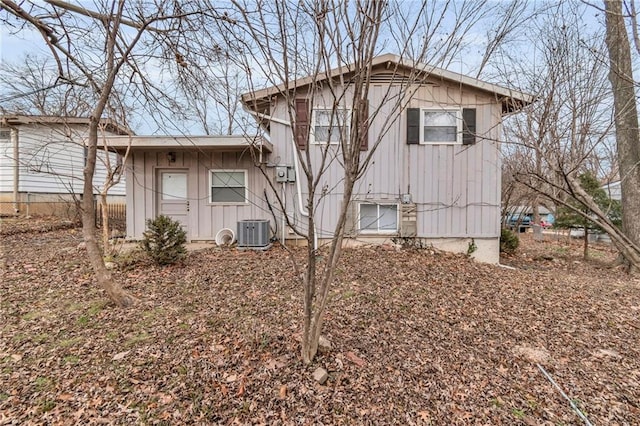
top-left (310, 107), bottom-right (351, 145)
top-left (209, 169), bottom-right (248, 204)
top-left (420, 108), bottom-right (462, 145)
top-left (358, 202), bottom-right (400, 234)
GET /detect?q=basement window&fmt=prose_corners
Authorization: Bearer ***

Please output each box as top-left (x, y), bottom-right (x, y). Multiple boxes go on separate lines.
top-left (359, 203), bottom-right (398, 233)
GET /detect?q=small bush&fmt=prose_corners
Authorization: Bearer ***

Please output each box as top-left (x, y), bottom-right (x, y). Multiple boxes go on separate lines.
top-left (140, 215), bottom-right (187, 265)
top-left (500, 228), bottom-right (519, 254)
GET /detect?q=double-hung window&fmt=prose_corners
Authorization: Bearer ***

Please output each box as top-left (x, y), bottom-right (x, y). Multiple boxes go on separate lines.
top-left (422, 109), bottom-right (461, 144)
top-left (312, 108), bottom-right (350, 144)
top-left (210, 170), bottom-right (247, 203)
top-left (359, 203), bottom-right (398, 233)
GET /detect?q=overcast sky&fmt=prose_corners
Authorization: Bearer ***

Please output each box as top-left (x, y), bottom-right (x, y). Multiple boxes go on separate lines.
top-left (0, 1), bottom-right (612, 135)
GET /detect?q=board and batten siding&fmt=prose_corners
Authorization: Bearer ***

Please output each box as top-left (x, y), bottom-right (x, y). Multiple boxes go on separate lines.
top-left (125, 149), bottom-right (271, 241)
top-left (267, 79), bottom-right (503, 240)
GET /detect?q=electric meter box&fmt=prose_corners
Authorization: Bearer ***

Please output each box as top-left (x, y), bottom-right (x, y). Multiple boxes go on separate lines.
top-left (275, 166), bottom-right (288, 182)
top-left (275, 165), bottom-right (295, 183)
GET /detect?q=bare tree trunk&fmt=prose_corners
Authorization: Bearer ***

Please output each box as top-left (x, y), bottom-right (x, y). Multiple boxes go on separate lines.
top-left (583, 227), bottom-right (589, 259)
top-left (100, 192), bottom-right (112, 256)
top-left (83, 120), bottom-right (134, 307)
top-left (502, 3), bottom-right (640, 273)
top-left (301, 240), bottom-right (317, 364)
top-left (605, 0), bottom-right (640, 273)
top-left (301, 177), bottom-right (354, 364)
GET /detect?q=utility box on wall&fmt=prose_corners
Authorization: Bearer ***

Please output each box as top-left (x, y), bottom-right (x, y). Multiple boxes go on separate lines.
top-left (400, 204), bottom-right (417, 237)
top-left (275, 165), bottom-right (295, 183)
top-left (275, 166), bottom-right (288, 183)
top-left (237, 220), bottom-right (270, 248)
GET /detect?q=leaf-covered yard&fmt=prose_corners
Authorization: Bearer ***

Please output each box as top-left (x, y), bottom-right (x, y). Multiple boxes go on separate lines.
top-left (1, 218), bottom-right (639, 424)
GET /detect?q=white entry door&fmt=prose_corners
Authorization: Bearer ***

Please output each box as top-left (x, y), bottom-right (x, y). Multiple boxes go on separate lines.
top-left (157, 170), bottom-right (189, 235)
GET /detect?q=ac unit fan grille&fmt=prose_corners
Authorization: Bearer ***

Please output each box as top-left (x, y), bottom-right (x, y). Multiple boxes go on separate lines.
top-left (237, 220), bottom-right (270, 247)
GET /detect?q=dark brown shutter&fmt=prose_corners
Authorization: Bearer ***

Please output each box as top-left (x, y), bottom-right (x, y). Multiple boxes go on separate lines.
top-left (359, 98), bottom-right (369, 151)
top-left (462, 108), bottom-right (476, 145)
top-left (295, 98), bottom-right (310, 150)
top-left (406, 108), bottom-right (420, 144)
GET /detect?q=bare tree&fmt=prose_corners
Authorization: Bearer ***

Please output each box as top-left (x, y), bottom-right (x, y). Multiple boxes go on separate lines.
top-left (228, 0), bottom-right (519, 364)
top-left (1, 0), bottom-right (226, 306)
top-left (500, 1), bottom-right (640, 268)
top-left (0, 54), bottom-right (133, 250)
top-left (172, 52), bottom-right (247, 135)
top-left (501, 147), bottom-right (541, 227)
top-left (97, 128), bottom-right (130, 254)
top-left (0, 56), bottom-right (93, 116)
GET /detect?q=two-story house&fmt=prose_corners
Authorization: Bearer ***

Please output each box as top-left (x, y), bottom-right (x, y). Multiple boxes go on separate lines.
top-left (107, 54), bottom-right (531, 263)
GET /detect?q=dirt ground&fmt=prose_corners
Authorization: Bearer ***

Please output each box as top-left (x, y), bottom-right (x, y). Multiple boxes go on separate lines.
top-left (1, 217), bottom-right (639, 425)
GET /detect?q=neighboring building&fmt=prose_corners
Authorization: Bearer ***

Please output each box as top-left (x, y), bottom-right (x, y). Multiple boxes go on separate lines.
top-left (0, 115), bottom-right (130, 217)
top-left (107, 54), bottom-right (531, 263)
top-left (505, 205), bottom-right (554, 223)
top-left (602, 180), bottom-right (622, 201)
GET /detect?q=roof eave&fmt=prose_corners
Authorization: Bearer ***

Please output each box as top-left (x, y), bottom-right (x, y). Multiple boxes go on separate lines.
top-left (241, 53), bottom-right (534, 113)
top-left (98, 135), bottom-right (273, 154)
top-left (0, 114), bottom-right (133, 135)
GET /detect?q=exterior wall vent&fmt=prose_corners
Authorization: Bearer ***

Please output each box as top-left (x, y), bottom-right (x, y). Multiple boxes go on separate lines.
top-left (237, 219), bottom-right (270, 248)
top-left (400, 203), bottom-right (417, 237)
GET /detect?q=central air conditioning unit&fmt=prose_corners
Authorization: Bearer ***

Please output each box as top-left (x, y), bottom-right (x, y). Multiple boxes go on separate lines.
top-left (237, 219), bottom-right (270, 248)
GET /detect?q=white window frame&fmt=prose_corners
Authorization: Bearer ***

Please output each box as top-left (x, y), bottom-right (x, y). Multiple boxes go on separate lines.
top-left (209, 169), bottom-right (248, 204)
top-left (310, 107), bottom-right (351, 145)
top-left (358, 202), bottom-right (399, 234)
top-left (421, 108), bottom-right (462, 145)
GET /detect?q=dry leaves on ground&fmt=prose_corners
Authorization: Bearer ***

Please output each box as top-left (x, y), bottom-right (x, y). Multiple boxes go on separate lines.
top-left (1, 218), bottom-right (639, 424)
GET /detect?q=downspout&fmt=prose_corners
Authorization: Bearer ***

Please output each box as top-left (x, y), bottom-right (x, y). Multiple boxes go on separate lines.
top-left (282, 182), bottom-right (286, 246)
top-left (11, 127), bottom-right (19, 214)
top-left (243, 107), bottom-right (317, 250)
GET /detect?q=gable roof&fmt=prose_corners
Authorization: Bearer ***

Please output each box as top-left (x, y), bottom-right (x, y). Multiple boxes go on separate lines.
top-left (241, 53), bottom-right (534, 115)
top-left (0, 114), bottom-right (132, 136)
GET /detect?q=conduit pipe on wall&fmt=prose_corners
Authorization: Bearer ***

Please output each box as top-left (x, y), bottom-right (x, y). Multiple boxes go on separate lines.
top-left (243, 108), bottom-right (317, 250)
top-left (281, 182), bottom-right (286, 246)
